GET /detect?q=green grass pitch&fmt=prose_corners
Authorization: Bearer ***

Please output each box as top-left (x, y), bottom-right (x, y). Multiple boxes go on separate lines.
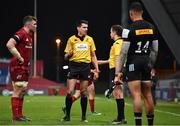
top-left (0, 95), bottom-right (180, 125)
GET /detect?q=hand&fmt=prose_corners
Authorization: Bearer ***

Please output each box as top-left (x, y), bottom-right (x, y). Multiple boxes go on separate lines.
top-left (91, 69), bottom-right (100, 74)
top-left (93, 71), bottom-right (99, 80)
top-left (151, 68), bottom-right (156, 77)
top-left (18, 57), bottom-right (24, 64)
top-left (114, 73), bottom-right (123, 84)
top-left (68, 50), bottom-right (73, 58)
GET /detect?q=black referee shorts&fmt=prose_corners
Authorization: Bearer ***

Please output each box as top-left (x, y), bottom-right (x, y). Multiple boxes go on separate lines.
top-left (109, 68), bottom-right (115, 88)
top-left (67, 61), bottom-right (90, 81)
top-left (126, 56), bottom-right (151, 82)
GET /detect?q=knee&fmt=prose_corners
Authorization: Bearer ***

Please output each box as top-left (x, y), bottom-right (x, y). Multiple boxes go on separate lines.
top-left (113, 88), bottom-right (123, 99)
top-left (21, 89), bottom-right (26, 95)
top-left (13, 89), bottom-right (21, 96)
top-left (132, 93), bottom-right (141, 100)
top-left (80, 91), bottom-right (87, 97)
top-left (18, 88), bottom-right (27, 97)
top-left (147, 106), bottom-right (154, 115)
top-left (66, 89), bottom-right (74, 95)
top-left (66, 93), bottom-right (72, 98)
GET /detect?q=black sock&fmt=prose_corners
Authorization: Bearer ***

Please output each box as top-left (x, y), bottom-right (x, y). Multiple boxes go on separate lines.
top-left (65, 95), bottom-right (72, 117)
top-left (147, 114), bottom-right (154, 126)
top-left (116, 99), bottom-right (125, 120)
top-left (134, 112), bottom-right (142, 126)
top-left (81, 96), bottom-right (87, 118)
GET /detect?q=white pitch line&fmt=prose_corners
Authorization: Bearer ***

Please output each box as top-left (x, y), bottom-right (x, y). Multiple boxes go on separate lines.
top-left (154, 109), bottom-right (180, 117)
top-left (125, 103), bottom-right (180, 117)
top-left (97, 97), bottom-right (180, 117)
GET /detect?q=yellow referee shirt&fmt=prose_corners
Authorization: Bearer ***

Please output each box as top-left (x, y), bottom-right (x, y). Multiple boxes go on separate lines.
top-left (64, 35), bottom-right (96, 63)
top-left (109, 39), bottom-right (123, 69)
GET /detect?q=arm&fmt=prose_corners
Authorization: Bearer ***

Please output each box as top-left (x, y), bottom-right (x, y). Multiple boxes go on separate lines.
top-left (149, 40), bottom-right (158, 69)
top-left (115, 41), bottom-right (130, 76)
top-left (6, 38), bottom-right (24, 63)
top-left (97, 60), bottom-right (109, 65)
top-left (64, 39), bottom-right (73, 60)
top-left (114, 41), bottom-right (130, 84)
top-left (64, 50), bottom-right (73, 60)
top-left (91, 51), bottom-right (100, 72)
top-left (91, 51), bottom-right (100, 80)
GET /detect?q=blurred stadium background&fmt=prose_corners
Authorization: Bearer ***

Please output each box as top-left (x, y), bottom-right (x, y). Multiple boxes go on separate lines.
top-left (0, 0), bottom-right (180, 125)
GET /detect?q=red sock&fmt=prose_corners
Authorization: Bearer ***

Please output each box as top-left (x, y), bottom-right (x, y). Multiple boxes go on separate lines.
top-left (18, 98), bottom-right (24, 117)
top-left (72, 96), bottom-right (77, 103)
top-left (11, 97), bottom-right (19, 119)
top-left (89, 99), bottom-right (94, 112)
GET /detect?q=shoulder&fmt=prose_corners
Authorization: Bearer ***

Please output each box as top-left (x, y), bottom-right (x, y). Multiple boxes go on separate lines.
top-left (85, 35), bottom-right (94, 44)
top-left (85, 35), bottom-right (94, 41)
top-left (68, 35), bottom-right (77, 41)
top-left (115, 39), bottom-right (123, 44)
top-left (15, 28), bottom-right (26, 36)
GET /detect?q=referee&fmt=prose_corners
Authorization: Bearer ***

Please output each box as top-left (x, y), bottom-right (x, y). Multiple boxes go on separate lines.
top-left (98, 25), bottom-right (126, 124)
top-left (62, 20), bottom-right (99, 122)
top-left (116, 2), bottom-right (158, 126)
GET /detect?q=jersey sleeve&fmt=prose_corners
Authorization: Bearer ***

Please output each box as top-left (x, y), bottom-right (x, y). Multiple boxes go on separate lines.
top-left (13, 30), bottom-right (25, 44)
top-left (90, 38), bottom-right (96, 52)
top-left (64, 38), bottom-right (72, 53)
top-left (114, 42), bottom-right (122, 56)
top-left (122, 28), bottom-right (131, 42)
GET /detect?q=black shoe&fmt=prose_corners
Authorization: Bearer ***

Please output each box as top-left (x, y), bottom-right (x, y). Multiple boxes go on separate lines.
top-left (13, 117), bottom-right (27, 122)
top-left (112, 118), bottom-right (127, 125)
top-left (121, 119), bottom-right (127, 124)
top-left (22, 116), bottom-right (32, 121)
top-left (81, 116), bottom-right (88, 122)
top-left (61, 115), bottom-right (70, 121)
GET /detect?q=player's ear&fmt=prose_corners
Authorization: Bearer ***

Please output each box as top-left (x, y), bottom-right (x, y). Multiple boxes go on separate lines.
top-left (77, 26), bottom-right (80, 31)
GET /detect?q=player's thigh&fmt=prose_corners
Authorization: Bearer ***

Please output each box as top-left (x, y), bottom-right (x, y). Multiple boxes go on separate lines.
top-left (128, 80), bottom-right (141, 98)
top-left (80, 80), bottom-right (89, 93)
top-left (141, 81), bottom-right (153, 99)
top-left (67, 79), bottom-right (77, 93)
top-left (75, 81), bottom-right (80, 90)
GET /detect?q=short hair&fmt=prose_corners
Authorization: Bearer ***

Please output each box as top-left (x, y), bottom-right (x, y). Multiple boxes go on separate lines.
top-left (111, 25), bottom-right (123, 36)
top-left (76, 20), bottom-right (88, 27)
top-left (129, 2), bottom-right (143, 12)
top-left (23, 15), bottom-right (37, 25)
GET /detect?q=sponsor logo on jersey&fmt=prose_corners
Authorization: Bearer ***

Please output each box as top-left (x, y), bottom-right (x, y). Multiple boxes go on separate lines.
top-left (16, 74), bottom-right (22, 79)
top-left (25, 43), bottom-right (32, 49)
top-left (135, 29), bottom-right (153, 35)
top-left (76, 43), bottom-right (88, 51)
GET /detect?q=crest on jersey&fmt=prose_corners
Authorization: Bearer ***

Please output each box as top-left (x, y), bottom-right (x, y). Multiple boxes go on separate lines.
top-left (26, 38), bottom-right (29, 42)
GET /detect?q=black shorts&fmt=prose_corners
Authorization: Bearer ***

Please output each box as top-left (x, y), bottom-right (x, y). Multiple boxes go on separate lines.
top-left (109, 68), bottom-right (115, 88)
top-left (126, 56), bottom-right (151, 82)
top-left (67, 61), bottom-right (90, 81)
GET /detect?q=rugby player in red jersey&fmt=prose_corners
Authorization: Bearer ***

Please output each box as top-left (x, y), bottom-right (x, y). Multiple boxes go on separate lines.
top-left (6, 15), bottom-right (37, 122)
